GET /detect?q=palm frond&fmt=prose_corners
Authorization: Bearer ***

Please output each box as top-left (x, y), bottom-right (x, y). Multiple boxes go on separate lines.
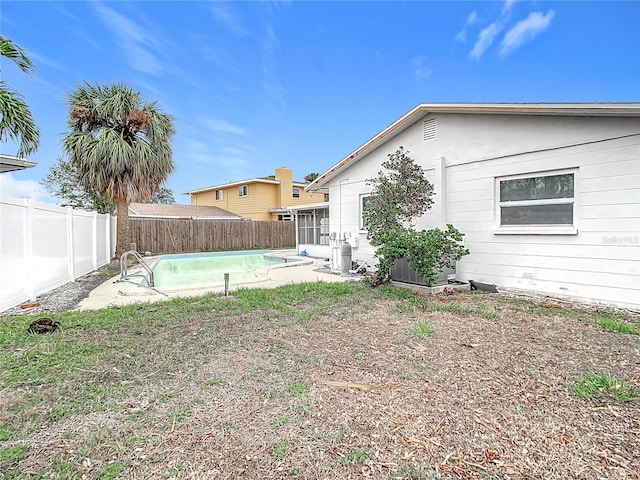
top-left (63, 81), bottom-right (175, 212)
top-left (0, 82), bottom-right (40, 156)
top-left (0, 36), bottom-right (34, 74)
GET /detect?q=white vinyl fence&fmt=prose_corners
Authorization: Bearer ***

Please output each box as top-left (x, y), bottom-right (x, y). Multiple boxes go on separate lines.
top-left (0, 196), bottom-right (116, 312)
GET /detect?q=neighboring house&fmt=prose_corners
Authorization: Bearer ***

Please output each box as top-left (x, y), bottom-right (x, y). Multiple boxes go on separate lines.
top-left (128, 203), bottom-right (240, 220)
top-left (185, 167), bottom-right (324, 221)
top-left (0, 153), bottom-right (36, 173)
top-left (305, 103), bottom-right (640, 310)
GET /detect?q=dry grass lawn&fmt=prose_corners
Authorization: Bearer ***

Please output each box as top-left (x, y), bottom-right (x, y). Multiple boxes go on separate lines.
top-left (1, 283), bottom-right (638, 479)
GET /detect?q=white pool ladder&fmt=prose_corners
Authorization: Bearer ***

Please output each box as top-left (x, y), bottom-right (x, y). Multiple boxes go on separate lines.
top-left (120, 250), bottom-right (154, 287)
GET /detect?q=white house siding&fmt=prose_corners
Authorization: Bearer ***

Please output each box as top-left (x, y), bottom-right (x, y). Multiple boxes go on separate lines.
top-left (327, 119), bottom-right (445, 264)
top-left (324, 112), bottom-right (640, 309)
top-left (447, 134), bottom-right (639, 310)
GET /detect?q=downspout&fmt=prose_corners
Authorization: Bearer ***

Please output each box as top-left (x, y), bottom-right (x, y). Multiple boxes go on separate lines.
top-left (339, 178), bottom-right (349, 240)
top-left (439, 156), bottom-right (447, 228)
top-left (293, 210), bottom-right (300, 254)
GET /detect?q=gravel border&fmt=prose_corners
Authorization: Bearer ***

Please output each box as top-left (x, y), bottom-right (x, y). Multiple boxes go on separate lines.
top-left (0, 262), bottom-right (119, 316)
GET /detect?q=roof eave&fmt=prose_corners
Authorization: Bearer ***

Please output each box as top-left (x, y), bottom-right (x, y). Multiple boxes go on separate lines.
top-left (0, 154), bottom-right (37, 173)
top-left (305, 102), bottom-right (640, 191)
top-left (286, 201), bottom-right (329, 211)
top-left (185, 178), bottom-right (280, 195)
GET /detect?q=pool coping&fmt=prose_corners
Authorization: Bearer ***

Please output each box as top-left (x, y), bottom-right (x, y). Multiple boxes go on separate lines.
top-left (77, 250), bottom-right (349, 310)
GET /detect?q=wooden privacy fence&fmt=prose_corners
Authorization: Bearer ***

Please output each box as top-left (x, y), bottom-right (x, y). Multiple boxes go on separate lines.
top-left (129, 218), bottom-right (296, 254)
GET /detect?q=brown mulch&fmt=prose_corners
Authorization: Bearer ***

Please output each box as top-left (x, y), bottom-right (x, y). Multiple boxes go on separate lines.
top-left (5, 289), bottom-right (640, 479)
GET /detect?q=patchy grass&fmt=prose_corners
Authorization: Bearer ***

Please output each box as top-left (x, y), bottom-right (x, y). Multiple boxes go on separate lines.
top-left (0, 445), bottom-right (29, 472)
top-left (572, 373), bottom-right (639, 402)
top-left (271, 416), bottom-right (289, 429)
top-left (333, 447), bottom-right (369, 467)
top-left (273, 441), bottom-right (294, 458)
top-left (596, 315), bottom-right (639, 335)
top-left (409, 321), bottom-right (434, 340)
top-left (0, 283), bottom-right (638, 479)
top-left (285, 378), bottom-right (310, 396)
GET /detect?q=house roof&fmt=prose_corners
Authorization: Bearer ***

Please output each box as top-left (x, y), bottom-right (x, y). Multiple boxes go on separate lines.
top-left (0, 154), bottom-right (36, 173)
top-left (306, 102), bottom-right (640, 191)
top-left (184, 176), bottom-right (308, 195)
top-left (128, 203), bottom-right (240, 219)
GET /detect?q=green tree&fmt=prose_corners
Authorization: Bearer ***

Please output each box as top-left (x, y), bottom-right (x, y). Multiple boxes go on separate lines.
top-left (304, 172), bottom-right (319, 183)
top-left (363, 147), bottom-right (434, 234)
top-left (148, 186), bottom-right (175, 204)
top-left (0, 36), bottom-right (40, 157)
top-left (43, 156), bottom-right (176, 214)
top-left (43, 157), bottom-right (115, 214)
top-left (363, 147), bottom-right (469, 285)
top-left (63, 82), bottom-right (175, 257)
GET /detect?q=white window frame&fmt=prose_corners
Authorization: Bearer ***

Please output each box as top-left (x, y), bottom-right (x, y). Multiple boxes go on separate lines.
top-left (238, 185), bottom-right (248, 197)
top-left (292, 187), bottom-right (300, 198)
top-left (494, 169), bottom-right (578, 235)
top-left (215, 189), bottom-right (223, 201)
top-left (360, 194), bottom-right (372, 231)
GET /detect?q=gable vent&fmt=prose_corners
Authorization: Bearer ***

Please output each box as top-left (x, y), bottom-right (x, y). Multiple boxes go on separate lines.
top-left (423, 118), bottom-right (437, 141)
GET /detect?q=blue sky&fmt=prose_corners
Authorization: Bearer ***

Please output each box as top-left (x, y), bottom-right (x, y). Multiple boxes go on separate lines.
top-left (1, 0), bottom-right (639, 204)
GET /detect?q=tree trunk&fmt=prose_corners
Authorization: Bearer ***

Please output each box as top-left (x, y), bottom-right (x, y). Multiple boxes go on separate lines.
top-left (115, 199), bottom-right (130, 259)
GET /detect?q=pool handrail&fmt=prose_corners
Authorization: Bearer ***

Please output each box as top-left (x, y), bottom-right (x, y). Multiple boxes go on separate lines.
top-left (120, 250), bottom-right (154, 287)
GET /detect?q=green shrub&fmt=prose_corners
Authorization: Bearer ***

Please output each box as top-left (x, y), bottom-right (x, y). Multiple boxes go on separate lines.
top-left (372, 225), bottom-right (469, 286)
top-left (362, 147), bottom-right (469, 286)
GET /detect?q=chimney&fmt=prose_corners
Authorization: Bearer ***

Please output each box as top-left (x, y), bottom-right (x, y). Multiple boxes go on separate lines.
top-left (275, 167), bottom-right (293, 208)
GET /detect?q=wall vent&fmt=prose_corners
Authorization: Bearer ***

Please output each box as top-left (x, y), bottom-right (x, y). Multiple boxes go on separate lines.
top-left (423, 117), bottom-right (437, 141)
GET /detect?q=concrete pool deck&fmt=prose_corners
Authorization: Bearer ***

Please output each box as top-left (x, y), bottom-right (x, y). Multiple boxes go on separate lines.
top-left (77, 252), bottom-right (349, 311)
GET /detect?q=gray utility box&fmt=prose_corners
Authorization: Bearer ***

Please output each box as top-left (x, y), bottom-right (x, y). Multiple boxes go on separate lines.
top-left (389, 258), bottom-right (455, 286)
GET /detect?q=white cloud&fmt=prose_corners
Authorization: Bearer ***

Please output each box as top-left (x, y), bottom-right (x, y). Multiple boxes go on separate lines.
top-left (502, 0), bottom-right (518, 14)
top-left (262, 23), bottom-right (286, 108)
top-left (93, 2), bottom-right (163, 75)
top-left (411, 55), bottom-right (432, 80)
top-left (202, 118), bottom-right (247, 136)
top-left (184, 139), bottom-right (208, 152)
top-left (127, 45), bottom-right (161, 76)
top-left (209, 3), bottom-right (248, 36)
top-left (219, 146), bottom-right (250, 157)
top-left (455, 11), bottom-right (479, 42)
top-left (0, 174), bottom-right (53, 202)
top-left (470, 23), bottom-right (501, 60)
top-left (500, 10), bottom-right (555, 57)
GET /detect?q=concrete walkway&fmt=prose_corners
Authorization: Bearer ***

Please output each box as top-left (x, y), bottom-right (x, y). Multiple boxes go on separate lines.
top-left (77, 253), bottom-right (349, 311)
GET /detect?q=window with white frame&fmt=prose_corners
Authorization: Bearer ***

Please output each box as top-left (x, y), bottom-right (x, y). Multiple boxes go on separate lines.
top-left (215, 189), bottom-right (223, 201)
top-left (292, 187), bottom-right (300, 198)
top-left (360, 194), bottom-right (372, 230)
top-left (238, 185), bottom-right (248, 197)
top-left (497, 170), bottom-right (576, 230)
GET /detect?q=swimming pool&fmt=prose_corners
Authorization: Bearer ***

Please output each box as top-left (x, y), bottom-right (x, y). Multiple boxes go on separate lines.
top-left (148, 251), bottom-right (297, 288)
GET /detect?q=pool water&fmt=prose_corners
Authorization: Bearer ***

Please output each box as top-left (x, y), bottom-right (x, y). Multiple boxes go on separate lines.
top-left (150, 251), bottom-right (291, 287)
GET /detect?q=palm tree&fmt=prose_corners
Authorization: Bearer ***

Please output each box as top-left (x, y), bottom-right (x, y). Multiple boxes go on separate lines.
top-left (63, 82), bottom-right (175, 257)
top-left (0, 36), bottom-right (40, 156)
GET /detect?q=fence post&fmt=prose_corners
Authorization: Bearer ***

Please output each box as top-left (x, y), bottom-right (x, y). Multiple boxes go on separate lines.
top-left (24, 198), bottom-right (35, 301)
top-left (66, 206), bottom-right (75, 282)
top-left (92, 210), bottom-right (98, 270)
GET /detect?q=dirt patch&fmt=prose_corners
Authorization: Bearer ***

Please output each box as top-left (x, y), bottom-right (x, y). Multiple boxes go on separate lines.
top-left (2, 287), bottom-right (639, 479)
